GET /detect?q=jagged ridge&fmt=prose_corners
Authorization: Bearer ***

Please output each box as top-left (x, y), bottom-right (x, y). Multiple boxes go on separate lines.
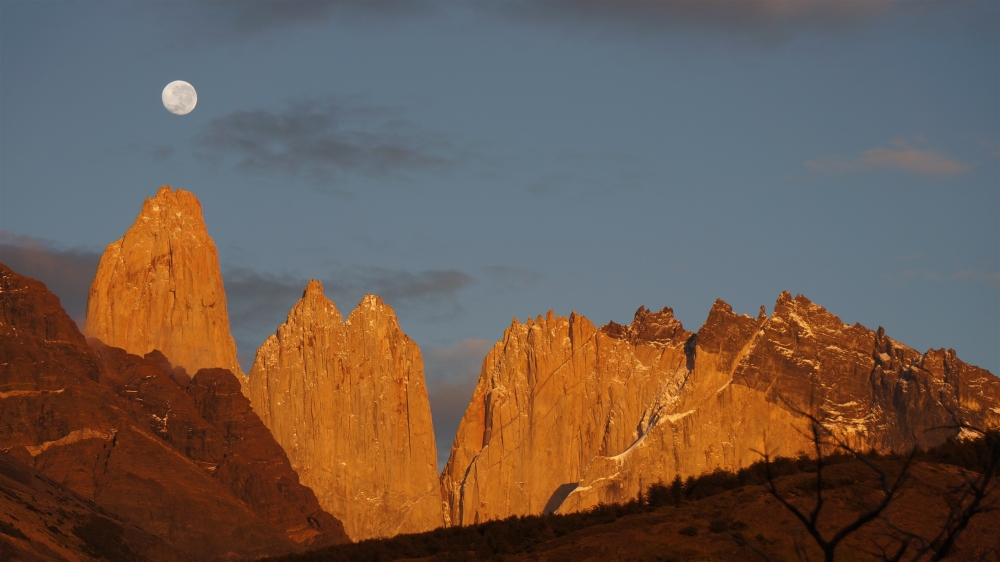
top-left (441, 293), bottom-right (1000, 525)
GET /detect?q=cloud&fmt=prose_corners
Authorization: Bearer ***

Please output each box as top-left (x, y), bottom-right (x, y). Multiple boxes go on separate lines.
top-left (482, 266), bottom-right (542, 292)
top-left (489, 0), bottom-right (895, 45)
top-left (126, 142), bottom-right (175, 162)
top-left (202, 0), bottom-right (436, 35)
top-left (132, 1), bottom-right (437, 45)
top-left (194, 97), bottom-right (457, 188)
top-left (881, 263), bottom-right (999, 289)
top-left (362, 268), bottom-right (474, 305)
top-left (806, 137), bottom-right (969, 177)
top-left (527, 173), bottom-right (577, 196)
top-left (951, 269), bottom-right (1000, 288)
top-left (223, 265), bottom-right (476, 370)
top-left (525, 163), bottom-right (647, 200)
top-left (0, 232), bottom-right (102, 327)
top-left (423, 338), bottom-right (494, 468)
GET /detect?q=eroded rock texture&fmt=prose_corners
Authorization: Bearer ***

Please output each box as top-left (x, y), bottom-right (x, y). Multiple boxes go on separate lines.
top-left (441, 294), bottom-right (1000, 525)
top-left (0, 263), bottom-right (348, 560)
top-left (84, 186), bottom-right (242, 378)
top-left (247, 281), bottom-right (443, 541)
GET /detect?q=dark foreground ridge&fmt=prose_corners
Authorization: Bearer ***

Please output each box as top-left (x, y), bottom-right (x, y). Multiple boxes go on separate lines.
top-left (0, 262), bottom-right (348, 560)
top-left (0, 449), bottom-right (190, 561)
top-left (268, 437), bottom-right (1000, 562)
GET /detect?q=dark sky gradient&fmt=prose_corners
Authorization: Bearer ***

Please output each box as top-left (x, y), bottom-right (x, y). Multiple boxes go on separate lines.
top-left (2, 1), bottom-right (997, 466)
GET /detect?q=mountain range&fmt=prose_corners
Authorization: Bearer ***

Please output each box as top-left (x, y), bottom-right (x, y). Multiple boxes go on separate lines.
top-left (1, 186), bottom-right (997, 559)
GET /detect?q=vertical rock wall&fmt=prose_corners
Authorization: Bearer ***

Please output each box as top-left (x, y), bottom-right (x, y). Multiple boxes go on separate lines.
top-left (442, 295), bottom-right (1000, 524)
top-left (84, 186), bottom-right (242, 378)
top-left (247, 281), bottom-right (443, 540)
top-left (440, 307), bottom-right (693, 526)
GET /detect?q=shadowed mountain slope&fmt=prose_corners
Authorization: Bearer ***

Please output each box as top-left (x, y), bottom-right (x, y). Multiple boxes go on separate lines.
top-left (0, 262), bottom-right (348, 560)
top-left (0, 449), bottom-right (191, 562)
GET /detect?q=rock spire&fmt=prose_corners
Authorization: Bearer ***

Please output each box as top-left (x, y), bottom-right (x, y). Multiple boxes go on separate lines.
top-left (84, 186), bottom-right (242, 377)
top-left (247, 281), bottom-right (444, 541)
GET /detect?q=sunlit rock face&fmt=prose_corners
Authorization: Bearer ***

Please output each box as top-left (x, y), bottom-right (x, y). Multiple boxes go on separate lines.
top-left (84, 186), bottom-right (242, 378)
top-left (442, 293), bottom-right (1000, 524)
top-left (247, 281), bottom-right (444, 541)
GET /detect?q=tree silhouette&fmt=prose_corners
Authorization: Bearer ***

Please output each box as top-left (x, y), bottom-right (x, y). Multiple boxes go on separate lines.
top-left (757, 407), bottom-right (999, 562)
top-left (874, 424), bottom-right (999, 562)
top-left (757, 413), bottom-right (912, 562)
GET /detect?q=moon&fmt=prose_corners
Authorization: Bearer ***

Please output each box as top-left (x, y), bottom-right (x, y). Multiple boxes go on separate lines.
top-left (162, 81), bottom-right (197, 115)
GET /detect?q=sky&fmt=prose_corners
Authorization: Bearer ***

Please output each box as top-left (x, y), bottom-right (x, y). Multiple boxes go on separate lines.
top-left (1, 0), bottom-right (998, 468)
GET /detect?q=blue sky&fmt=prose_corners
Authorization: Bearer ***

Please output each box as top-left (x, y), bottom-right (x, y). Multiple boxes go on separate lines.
top-left (2, 0), bottom-right (997, 465)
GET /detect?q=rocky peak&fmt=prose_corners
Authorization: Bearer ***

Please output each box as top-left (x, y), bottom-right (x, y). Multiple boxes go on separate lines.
top-left (84, 186), bottom-right (242, 379)
top-left (351, 293), bottom-right (394, 321)
top-left (600, 305), bottom-right (690, 346)
top-left (693, 299), bottom-right (762, 375)
top-left (136, 186), bottom-right (205, 232)
top-left (873, 326), bottom-right (919, 371)
top-left (303, 278), bottom-right (325, 297)
top-left (247, 287), bottom-right (443, 541)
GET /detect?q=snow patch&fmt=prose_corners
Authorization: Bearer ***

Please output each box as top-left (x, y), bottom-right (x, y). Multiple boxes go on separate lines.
top-left (0, 388), bottom-right (65, 399)
top-left (957, 427), bottom-right (981, 441)
top-left (25, 428), bottom-right (117, 457)
top-left (665, 409), bottom-right (695, 423)
top-left (786, 310), bottom-right (816, 338)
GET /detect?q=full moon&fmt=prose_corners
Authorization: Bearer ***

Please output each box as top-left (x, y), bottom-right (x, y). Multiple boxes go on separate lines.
top-left (162, 80), bottom-right (197, 115)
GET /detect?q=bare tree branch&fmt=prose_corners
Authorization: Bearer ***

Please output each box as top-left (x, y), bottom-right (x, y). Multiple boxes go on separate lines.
top-left (761, 399), bottom-right (915, 562)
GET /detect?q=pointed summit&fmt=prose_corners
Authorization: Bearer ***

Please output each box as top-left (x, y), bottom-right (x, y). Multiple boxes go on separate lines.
top-left (84, 186), bottom-right (242, 378)
top-left (303, 278), bottom-right (324, 297)
top-left (247, 288), bottom-right (443, 541)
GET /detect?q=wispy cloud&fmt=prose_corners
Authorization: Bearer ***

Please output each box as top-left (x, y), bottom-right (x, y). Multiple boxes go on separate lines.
top-left (0, 231), bottom-right (102, 328)
top-left (201, 0), bottom-right (435, 35)
top-left (482, 266), bottom-right (542, 292)
top-left (806, 137), bottom-right (969, 177)
top-left (423, 338), bottom-right (493, 468)
top-left (525, 163), bottom-right (646, 199)
top-left (882, 262), bottom-right (999, 289)
top-left (132, 1), bottom-right (437, 46)
top-left (194, 97), bottom-right (457, 189)
top-left (126, 142), bottom-right (175, 162)
top-left (490, 0), bottom-right (895, 46)
top-left (361, 268), bottom-right (474, 306)
top-left (951, 269), bottom-right (1000, 288)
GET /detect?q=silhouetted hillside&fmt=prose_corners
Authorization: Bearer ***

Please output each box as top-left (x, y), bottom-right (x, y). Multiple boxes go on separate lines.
top-left (269, 436), bottom-right (1000, 561)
